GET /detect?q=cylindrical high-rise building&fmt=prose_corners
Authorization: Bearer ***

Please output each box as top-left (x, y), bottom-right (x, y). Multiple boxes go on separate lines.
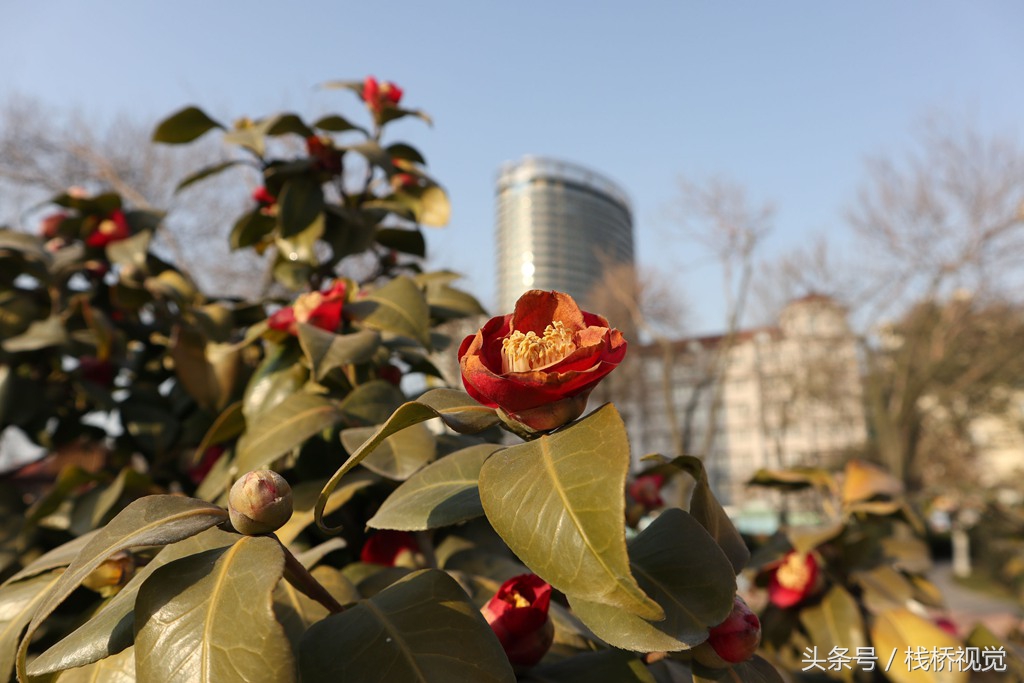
top-left (495, 156), bottom-right (635, 314)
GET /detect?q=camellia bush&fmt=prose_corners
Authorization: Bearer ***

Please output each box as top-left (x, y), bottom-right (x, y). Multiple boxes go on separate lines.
top-left (0, 77), bottom-right (782, 682)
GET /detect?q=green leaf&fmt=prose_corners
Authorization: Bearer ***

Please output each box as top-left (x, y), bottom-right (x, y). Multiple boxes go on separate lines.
top-left (314, 390), bottom-right (499, 533)
top-left (55, 646), bottom-right (135, 682)
top-left (277, 176), bottom-right (324, 238)
top-left (523, 650), bottom-right (657, 683)
top-left (423, 283), bottom-right (486, 321)
top-left (135, 536), bottom-right (295, 683)
top-left (569, 509), bottom-right (735, 652)
top-left (399, 184), bottom-right (451, 227)
top-left (692, 656), bottom-right (784, 682)
top-left (153, 106), bottom-right (224, 144)
top-left (15, 496), bottom-right (228, 681)
top-left (341, 422), bottom-right (436, 480)
top-left (171, 326), bottom-right (239, 413)
top-left (235, 391), bottom-right (344, 475)
top-left (0, 570), bottom-right (64, 682)
top-left (275, 565), bottom-right (359, 652)
top-left (297, 325), bottom-right (381, 382)
top-left (869, 608), bottom-right (965, 683)
top-left (276, 473), bottom-right (377, 545)
top-left (3, 533), bottom-right (96, 586)
top-left (799, 586), bottom-right (866, 683)
top-left (368, 444), bottom-right (500, 531)
top-left (298, 569), bottom-right (515, 683)
top-left (242, 343), bottom-right (308, 422)
top-left (338, 380), bottom-right (406, 425)
top-left (175, 160), bottom-right (244, 193)
top-left (264, 112), bottom-right (314, 138)
top-left (193, 401), bottom-right (245, 468)
top-left (479, 404), bottom-right (663, 621)
top-left (375, 227), bottom-right (426, 258)
top-left (312, 114), bottom-right (365, 134)
top-left (347, 141), bottom-right (395, 173)
top-left (229, 208), bottom-right (277, 250)
top-left (2, 315), bottom-right (67, 352)
top-left (851, 565), bottom-right (915, 615)
top-left (386, 143), bottom-right (426, 165)
top-left (348, 276), bottom-right (431, 348)
top-left (655, 456), bottom-right (750, 573)
top-left (30, 528), bottom-right (238, 676)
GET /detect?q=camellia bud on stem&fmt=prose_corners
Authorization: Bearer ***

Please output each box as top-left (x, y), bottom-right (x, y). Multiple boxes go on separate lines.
top-left (482, 574), bottom-right (554, 668)
top-left (228, 470), bottom-right (293, 535)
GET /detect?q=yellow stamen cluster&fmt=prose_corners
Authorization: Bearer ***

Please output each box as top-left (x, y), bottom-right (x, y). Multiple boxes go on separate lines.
top-left (98, 218), bottom-right (118, 235)
top-left (505, 591), bottom-right (532, 608)
top-left (501, 321), bottom-right (577, 374)
top-left (293, 291), bottom-right (324, 324)
top-left (776, 553), bottom-right (811, 590)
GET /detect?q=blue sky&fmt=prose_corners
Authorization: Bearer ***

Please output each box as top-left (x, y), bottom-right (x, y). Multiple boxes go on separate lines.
top-left (4, 1), bottom-right (1023, 332)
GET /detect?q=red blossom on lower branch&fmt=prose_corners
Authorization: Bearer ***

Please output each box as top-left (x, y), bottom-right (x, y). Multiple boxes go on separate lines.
top-left (768, 551), bottom-right (822, 608)
top-left (360, 530), bottom-right (419, 566)
top-left (707, 596), bottom-right (761, 664)
top-left (268, 281), bottom-right (347, 336)
top-left (482, 574), bottom-right (554, 668)
top-left (85, 210), bottom-right (130, 248)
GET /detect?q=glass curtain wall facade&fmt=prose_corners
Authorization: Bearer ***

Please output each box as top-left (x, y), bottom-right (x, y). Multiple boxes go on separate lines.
top-left (495, 156), bottom-right (635, 313)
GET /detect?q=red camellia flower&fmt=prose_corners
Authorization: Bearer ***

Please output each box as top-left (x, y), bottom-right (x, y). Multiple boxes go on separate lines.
top-left (252, 186), bottom-right (277, 206)
top-left (706, 596), bottom-right (761, 664)
top-left (482, 574), bottom-right (554, 668)
top-left (85, 210), bottom-right (130, 248)
top-left (362, 75), bottom-right (403, 115)
top-left (458, 290), bottom-right (627, 431)
top-left (360, 530), bottom-right (419, 566)
top-left (267, 281), bottom-right (346, 336)
top-left (628, 473), bottom-right (666, 509)
top-left (768, 551), bottom-right (821, 608)
top-left (188, 445), bottom-right (226, 485)
top-left (306, 135), bottom-right (342, 175)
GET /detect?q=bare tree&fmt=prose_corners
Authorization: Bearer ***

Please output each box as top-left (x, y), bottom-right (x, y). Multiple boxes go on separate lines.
top-left (0, 95), bottom-right (263, 298)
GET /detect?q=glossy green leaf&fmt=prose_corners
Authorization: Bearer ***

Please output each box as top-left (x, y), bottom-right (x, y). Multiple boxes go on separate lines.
top-left (799, 586), bottom-right (866, 683)
top-left (386, 143), bottom-right (426, 165)
top-left (276, 473), bottom-right (377, 545)
top-left (657, 456), bottom-right (750, 573)
top-left (274, 565), bottom-right (359, 652)
top-left (30, 529), bottom-right (238, 676)
top-left (368, 444), bottom-right (500, 531)
top-left (175, 160), bottom-right (244, 193)
top-left (153, 106), bottom-right (224, 144)
top-left (852, 565), bottom-right (915, 615)
top-left (16, 496), bottom-right (228, 681)
top-left (347, 140), bottom-right (395, 173)
top-left (312, 114), bottom-right (364, 134)
top-left (171, 326), bottom-right (238, 413)
top-left (399, 184), bottom-right (451, 227)
top-left (423, 283), bottom-right (486, 321)
top-left (264, 112), bottom-right (314, 138)
top-left (375, 227), bottom-right (426, 258)
top-left (870, 608), bottom-right (966, 683)
top-left (692, 656), bottom-right (784, 682)
top-left (105, 231), bottom-right (152, 272)
top-left (298, 569), bottom-right (514, 683)
top-left (277, 176), bottom-right (324, 238)
top-left (242, 343), bottom-right (307, 422)
top-left (297, 325), bottom-right (380, 381)
top-left (235, 391), bottom-right (344, 474)
top-left (229, 208), bottom-right (276, 250)
top-left (193, 401), bottom-right (245, 467)
top-left (54, 645), bottom-right (135, 682)
top-left (135, 536), bottom-right (294, 683)
top-left (569, 509), bottom-right (735, 651)
top-left (314, 391), bottom-right (499, 533)
top-left (479, 404), bottom-right (663, 621)
top-left (3, 533), bottom-right (95, 586)
top-left (54, 646), bottom-right (135, 682)
top-left (341, 422), bottom-right (436, 480)
top-left (2, 316), bottom-right (67, 352)
top-left (338, 380), bottom-right (406, 425)
top-left (523, 650), bottom-right (656, 683)
top-left (0, 570), bottom-right (63, 682)
top-left (348, 276), bottom-right (431, 348)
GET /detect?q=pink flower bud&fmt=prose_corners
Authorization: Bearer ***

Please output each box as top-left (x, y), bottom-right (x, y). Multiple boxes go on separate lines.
top-left (228, 470), bottom-right (293, 535)
top-left (482, 574), bottom-right (554, 668)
